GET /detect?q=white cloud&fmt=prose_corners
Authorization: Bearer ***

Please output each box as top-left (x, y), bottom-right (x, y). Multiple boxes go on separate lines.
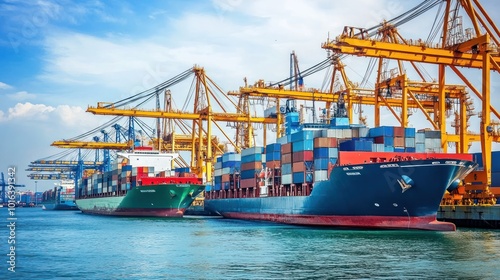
top-left (0, 82), bottom-right (12, 90)
top-left (7, 91), bottom-right (36, 101)
top-left (0, 102), bottom-right (104, 129)
top-left (2, 102), bottom-right (55, 121)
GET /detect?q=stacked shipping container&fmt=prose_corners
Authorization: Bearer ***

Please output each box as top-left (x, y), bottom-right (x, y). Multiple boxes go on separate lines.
top-left (212, 123), bottom-right (452, 189)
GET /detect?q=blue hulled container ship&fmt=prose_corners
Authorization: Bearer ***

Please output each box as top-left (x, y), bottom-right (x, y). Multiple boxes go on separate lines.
top-left (204, 114), bottom-right (477, 231)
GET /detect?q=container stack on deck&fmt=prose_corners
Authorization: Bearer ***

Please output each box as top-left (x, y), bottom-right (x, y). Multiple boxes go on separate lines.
top-left (78, 165), bottom-right (154, 198)
top-left (209, 115), bottom-right (459, 201)
top-left (212, 153), bottom-right (241, 197)
top-left (291, 130), bottom-right (315, 185)
top-left (240, 147), bottom-right (264, 197)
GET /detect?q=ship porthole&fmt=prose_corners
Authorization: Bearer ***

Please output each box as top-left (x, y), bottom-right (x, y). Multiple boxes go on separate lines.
top-left (374, 203), bottom-right (379, 207)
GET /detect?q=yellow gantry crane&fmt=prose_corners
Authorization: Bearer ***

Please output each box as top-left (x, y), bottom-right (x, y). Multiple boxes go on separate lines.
top-left (87, 66), bottom-right (278, 183)
top-left (230, 56), bottom-right (476, 143)
top-left (322, 0), bottom-right (500, 204)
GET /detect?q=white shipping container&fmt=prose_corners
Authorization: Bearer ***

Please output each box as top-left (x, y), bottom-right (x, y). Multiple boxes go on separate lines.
top-left (276, 136), bottom-right (288, 144)
top-left (416, 132), bottom-right (425, 143)
top-left (214, 169), bottom-right (222, 177)
top-left (342, 129), bottom-right (352, 139)
top-left (214, 162), bottom-right (222, 169)
top-left (359, 127), bottom-right (370, 137)
top-left (281, 174), bottom-right (292, 185)
top-left (321, 129), bottom-right (336, 138)
top-left (314, 170), bottom-right (329, 181)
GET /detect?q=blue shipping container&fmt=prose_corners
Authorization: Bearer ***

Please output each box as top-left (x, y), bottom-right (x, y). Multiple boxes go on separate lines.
top-left (292, 172), bottom-right (305, 183)
top-left (404, 127), bottom-right (416, 137)
top-left (330, 117), bottom-right (349, 126)
top-left (384, 146), bottom-right (395, 152)
top-left (265, 151), bottom-right (281, 162)
top-left (314, 158), bottom-right (330, 170)
top-left (405, 147), bottom-right (416, 152)
top-left (222, 161), bottom-right (241, 169)
top-left (240, 169), bottom-right (258, 179)
top-left (328, 148), bottom-right (339, 158)
top-left (291, 130), bottom-right (315, 142)
top-left (369, 126), bottom-right (394, 137)
top-left (242, 154), bottom-right (262, 163)
top-left (282, 163), bottom-right (292, 174)
top-left (293, 140), bottom-right (314, 152)
top-left (313, 147), bottom-right (329, 158)
top-left (266, 143), bottom-right (281, 153)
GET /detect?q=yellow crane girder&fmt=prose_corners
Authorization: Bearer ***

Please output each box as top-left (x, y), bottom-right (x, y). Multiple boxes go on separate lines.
top-left (322, 35), bottom-right (500, 70)
top-left (234, 86), bottom-right (456, 109)
top-left (87, 106), bottom-right (278, 124)
top-left (51, 140), bottom-right (133, 150)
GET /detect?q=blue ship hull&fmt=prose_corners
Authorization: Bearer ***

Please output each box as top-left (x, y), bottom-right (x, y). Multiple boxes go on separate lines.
top-left (204, 159), bottom-right (477, 231)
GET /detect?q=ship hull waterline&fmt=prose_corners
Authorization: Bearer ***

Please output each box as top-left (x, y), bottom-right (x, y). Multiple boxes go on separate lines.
top-left (76, 184), bottom-right (204, 217)
top-left (205, 159), bottom-right (477, 231)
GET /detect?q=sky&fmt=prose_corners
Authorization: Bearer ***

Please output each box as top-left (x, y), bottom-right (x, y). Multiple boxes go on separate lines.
top-left (1, 0), bottom-right (499, 192)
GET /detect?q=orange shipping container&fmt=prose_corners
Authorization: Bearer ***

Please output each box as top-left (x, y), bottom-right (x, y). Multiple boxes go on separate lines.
top-left (281, 153), bottom-right (292, 164)
top-left (266, 160), bottom-right (281, 169)
top-left (241, 161), bottom-right (262, 171)
top-left (293, 162), bottom-right (306, 172)
top-left (281, 143), bottom-right (292, 154)
top-left (314, 137), bottom-right (338, 148)
top-left (394, 137), bottom-right (404, 147)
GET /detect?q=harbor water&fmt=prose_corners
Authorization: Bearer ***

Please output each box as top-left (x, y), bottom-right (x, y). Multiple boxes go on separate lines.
top-left (2, 208), bottom-right (500, 279)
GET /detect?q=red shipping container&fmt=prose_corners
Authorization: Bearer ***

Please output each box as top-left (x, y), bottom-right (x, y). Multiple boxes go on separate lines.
top-left (241, 161), bottom-right (262, 171)
top-left (374, 136), bottom-right (385, 144)
top-left (293, 151), bottom-right (313, 162)
top-left (281, 143), bottom-right (292, 154)
top-left (394, 126), bottom-right (405, 137)
top-left (329, 137), bottom-right (338, 148)
top-left (240, 178), bottom-right (257, 189)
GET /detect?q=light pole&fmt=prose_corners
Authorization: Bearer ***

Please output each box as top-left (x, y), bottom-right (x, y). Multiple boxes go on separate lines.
top-left (35, 180), bottom-right (38, 206)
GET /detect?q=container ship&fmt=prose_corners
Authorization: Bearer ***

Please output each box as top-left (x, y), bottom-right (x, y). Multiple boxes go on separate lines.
top-left (76, 149), bottom-right (204, 217)
top-left (204, 114), bottom-right (477, 231)
top-left (41, 179), bottom-right (78, 210)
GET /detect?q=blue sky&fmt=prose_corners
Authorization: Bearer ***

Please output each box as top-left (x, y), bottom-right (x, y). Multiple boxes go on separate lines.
top-left (1, 0), bottom-right (499, 192)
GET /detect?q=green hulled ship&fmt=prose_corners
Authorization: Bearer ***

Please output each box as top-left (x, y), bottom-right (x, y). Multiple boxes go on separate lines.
top-left (76, 150), bottom-right (204, 217)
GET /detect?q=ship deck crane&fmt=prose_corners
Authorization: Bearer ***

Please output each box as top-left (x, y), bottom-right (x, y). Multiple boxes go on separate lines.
top-left (322, 0), bottom-right (500, 205)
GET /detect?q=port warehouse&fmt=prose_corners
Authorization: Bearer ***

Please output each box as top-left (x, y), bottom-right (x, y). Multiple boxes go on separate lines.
top-left (206, 114), bottom-right (487, 200)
